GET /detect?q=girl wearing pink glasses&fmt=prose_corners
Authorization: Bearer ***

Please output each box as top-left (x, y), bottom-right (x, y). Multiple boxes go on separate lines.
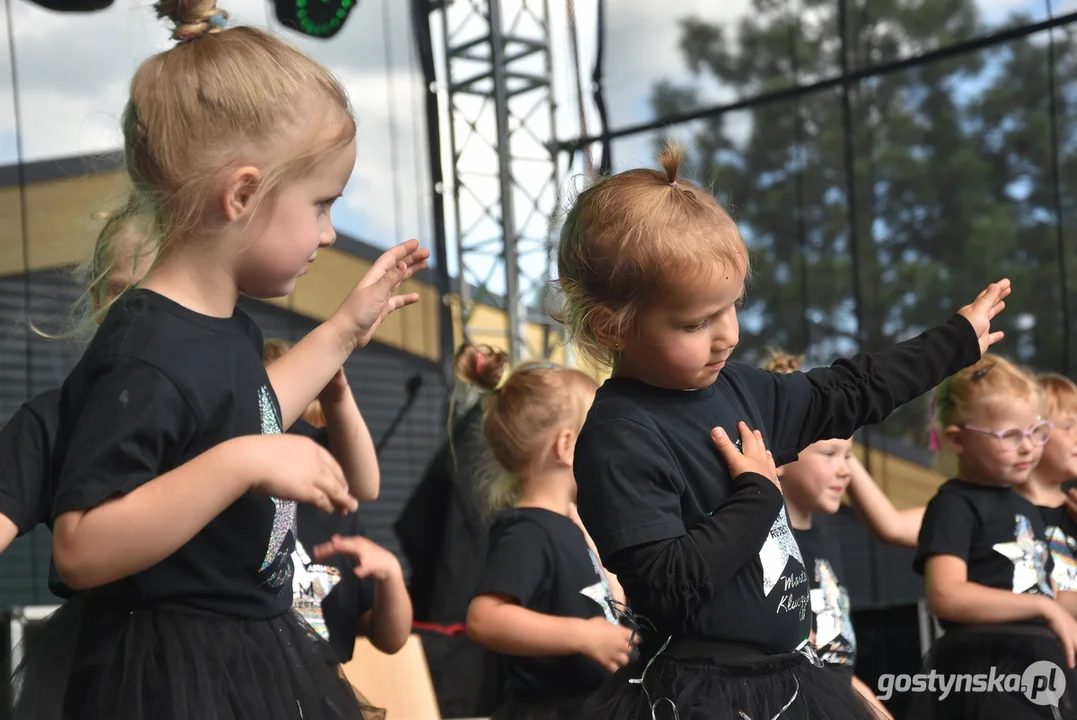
top-left (913, 354), bottom-right (1077, 719)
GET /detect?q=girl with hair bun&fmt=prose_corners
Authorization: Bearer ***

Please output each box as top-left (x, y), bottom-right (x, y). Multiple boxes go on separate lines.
top-left (459, 343), bottom-right (632, 720)
top-left (11, 0), bottom-right (427, 717)
top-left (556, 140), bottom-right (1010, 719)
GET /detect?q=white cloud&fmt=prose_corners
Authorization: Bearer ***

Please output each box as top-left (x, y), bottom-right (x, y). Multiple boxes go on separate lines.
top-left (0, 0), bottom-right (431, 250)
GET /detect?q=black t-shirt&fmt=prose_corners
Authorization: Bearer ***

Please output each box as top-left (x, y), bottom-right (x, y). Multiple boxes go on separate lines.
top-left (0, 388), bottom-right (61, 536)
top-left (288, 420), bottom-right (375, 664)
top-left (49, 289), bottom-right (297, 619)
top-left (794, 524), bottom-right (856, 674)
top-left (915, 479), bottom-right (1055, 629)
top-left (575, 316), bottom-right (981, 654)
top-left (1038, 504), bottom-right (1077, 593)
top-left (474, 507), bottom-right (619, 699)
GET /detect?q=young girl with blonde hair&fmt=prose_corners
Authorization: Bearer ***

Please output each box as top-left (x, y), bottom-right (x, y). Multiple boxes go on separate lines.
top-left (913, 355), bottom-right (1077, 718)
top-left (460, 343), bottom-right (632, 720)
top-left (557, 142), bottom-right (1008, 719)
top-left (11, 0), bottom-right (427, 716)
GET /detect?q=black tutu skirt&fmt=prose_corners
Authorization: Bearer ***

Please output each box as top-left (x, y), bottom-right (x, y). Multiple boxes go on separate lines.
top-left (908, 622), bottom-right (1076, 720)
top-left (581, 637), bottom-right (880, 720)
top-left (490, 691), bottom-right (592, 720)
top-left (11, 592), bottom-right (384, 720)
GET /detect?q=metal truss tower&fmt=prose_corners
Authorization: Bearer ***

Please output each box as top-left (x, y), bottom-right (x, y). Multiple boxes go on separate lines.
top-left (431, 0), bottom-right (563, 365)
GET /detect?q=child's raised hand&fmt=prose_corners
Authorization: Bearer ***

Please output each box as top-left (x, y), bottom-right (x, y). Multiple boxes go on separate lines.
top-left (957, 279), bottom-right (1011, 355)
top-left (249, 435), bottom-right (358, 514)
top-left (577, 617), bottom-right (635, 673)
top-left (313, 534), bottom-right (402, 582)
top-left (711, 422), bottom-right (780, 489)
top-left (331, 239), bottom-right (430, 351)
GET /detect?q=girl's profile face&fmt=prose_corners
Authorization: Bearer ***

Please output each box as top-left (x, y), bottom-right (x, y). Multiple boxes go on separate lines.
top-left (780, 438), bottom-right (854, 515)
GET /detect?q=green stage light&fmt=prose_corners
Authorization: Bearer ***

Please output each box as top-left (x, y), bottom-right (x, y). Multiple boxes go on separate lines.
top-left (274, 0), bottom-right (357, 39)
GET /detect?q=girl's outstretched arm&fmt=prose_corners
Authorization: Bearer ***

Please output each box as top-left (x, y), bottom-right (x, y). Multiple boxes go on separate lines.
top-left (845, 455), bottom-right (924, 548)
top-left (268, 241), bottom-right (427, 428)
top-left (759, 281), bottom-right (1009, 465)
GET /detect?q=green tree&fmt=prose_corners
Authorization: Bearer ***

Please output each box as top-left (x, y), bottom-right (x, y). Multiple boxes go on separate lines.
top-left (650, 0), bottom-right (1077, 443)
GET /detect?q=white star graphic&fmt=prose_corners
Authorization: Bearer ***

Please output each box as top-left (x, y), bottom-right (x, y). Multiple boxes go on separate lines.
top-left (291, 540), bottom-right (342, 640)
top-left (993, 514), bottom-right (1054, 597)
top-left (760, 506), bottom-right (805, 596)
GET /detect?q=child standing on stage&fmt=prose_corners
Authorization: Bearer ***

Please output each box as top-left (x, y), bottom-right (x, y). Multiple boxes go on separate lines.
top-left (11, 0), bottom-right (429, 716)
top-left (557, 143), bottom-right (1008, 720)
top-left (913, 355), bottom-right (1077, 719)
top-left (460, 344), bottom-right (633, 720)
top-left (0, 198), bottom-right (155, 553)
top-left (763, 352), bottom-right (894, 720)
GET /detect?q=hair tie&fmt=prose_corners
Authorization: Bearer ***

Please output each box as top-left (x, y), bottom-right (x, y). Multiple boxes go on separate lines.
top-left (669, 180), bottom-right (677, 187)
top-left (173, 9), bottom-right (229, 42)
top-left (207, 9), bottom-right (228, 29)
top-left (928, 426), bottom-right (942, 452)
top-left (474, 352), bottom-right (486, 375)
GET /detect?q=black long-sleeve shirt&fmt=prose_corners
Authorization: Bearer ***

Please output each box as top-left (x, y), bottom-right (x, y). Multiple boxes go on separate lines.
top-left (574, 315), bottom-right (980, 653)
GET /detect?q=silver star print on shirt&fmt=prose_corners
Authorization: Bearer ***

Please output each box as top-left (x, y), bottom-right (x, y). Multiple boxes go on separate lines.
top-left (1047, 525), bottom-right (1077, 592)
top-left (760, 506), bottom-right (805, 596)
top-left (580, 548), bottom-right (618, 624)
top-left (809, 559), bottom-right (856, 665)
top-left (993, 513), bottom-right (1054, 598)
top-left (257, 385), bottom-right (296, 590)
top-left (291, 540), bottom-right (342, 640)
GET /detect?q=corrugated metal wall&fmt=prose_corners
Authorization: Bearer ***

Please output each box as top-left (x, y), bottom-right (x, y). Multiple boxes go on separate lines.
top-left (0, 269), bottom-right (447, 607)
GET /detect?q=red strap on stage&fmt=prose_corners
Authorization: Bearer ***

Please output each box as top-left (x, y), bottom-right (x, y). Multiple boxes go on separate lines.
top-left (412, 621), bottom-right (467, 637)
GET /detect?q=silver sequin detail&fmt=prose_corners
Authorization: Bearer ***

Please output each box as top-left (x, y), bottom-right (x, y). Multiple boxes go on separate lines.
top-left (760, 506), bottom-right (805, 596)
top-left (993, 513), bottom-right (1053, 598)
top-left (257, 385), bottom-right (296, 588)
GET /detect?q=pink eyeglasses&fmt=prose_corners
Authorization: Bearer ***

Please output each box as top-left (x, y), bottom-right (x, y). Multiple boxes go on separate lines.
top-left (960, 420), bottom-right (1054, 451)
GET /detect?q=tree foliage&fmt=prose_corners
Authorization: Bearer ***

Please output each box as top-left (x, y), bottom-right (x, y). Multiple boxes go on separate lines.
top-left (650, 0), bottom-right (1077, 442)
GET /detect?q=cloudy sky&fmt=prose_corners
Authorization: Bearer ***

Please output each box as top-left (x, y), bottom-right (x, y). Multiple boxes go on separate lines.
top-left (0, 0), bottom-right (1063, 293)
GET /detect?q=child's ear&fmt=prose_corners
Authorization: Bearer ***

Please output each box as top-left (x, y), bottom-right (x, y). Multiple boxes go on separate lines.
top-left (220, 166), bottom-right (261, 221)
top-left (589, 305), bottom-right (624, 351)
top-left (942, 425), bottom-right (965, 454)
top-left (553, 428), bottom-right (576, 467)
